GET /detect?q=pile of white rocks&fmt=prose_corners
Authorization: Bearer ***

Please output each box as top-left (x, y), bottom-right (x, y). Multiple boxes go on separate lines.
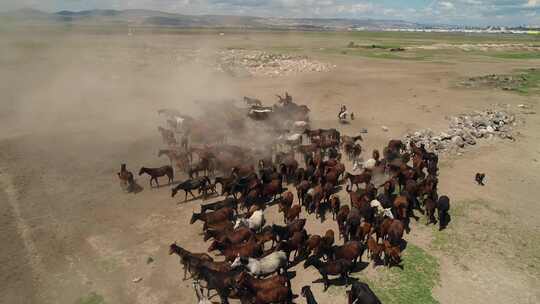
top-left (403, 106), bottom-right (523, 155)
top-left (217, 50), bottom-right (334, 77)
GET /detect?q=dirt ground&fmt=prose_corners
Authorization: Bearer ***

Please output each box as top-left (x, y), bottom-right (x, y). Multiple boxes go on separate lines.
top-left (0, 29), bottom-right (539, 304)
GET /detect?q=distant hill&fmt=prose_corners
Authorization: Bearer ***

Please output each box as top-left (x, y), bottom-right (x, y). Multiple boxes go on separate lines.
top-left (0, 8), bottom-right (422, 30)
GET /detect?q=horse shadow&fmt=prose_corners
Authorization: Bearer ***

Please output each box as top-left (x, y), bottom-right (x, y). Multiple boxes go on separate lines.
top-left (312, 275), bottom-right (359, 288)
top-left (350, 261), bottom-right (370, 273)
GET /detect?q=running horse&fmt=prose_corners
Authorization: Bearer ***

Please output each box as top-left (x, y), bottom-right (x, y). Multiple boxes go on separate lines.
top-left (117, 164), bottom-right (135, 192)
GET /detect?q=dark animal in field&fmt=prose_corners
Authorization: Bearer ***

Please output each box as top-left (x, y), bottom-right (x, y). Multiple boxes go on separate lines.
top-left (195, 259), bottom-right (232, 273)
top-left (305, 235), bottom-right (322, 257)
top-left (296, 180), bottom-right (310, 206)
top-left (271, 218), bottom-right (307, 243)
top-left (277, 229), bottom-right (308, 261)
top-left (236, 277), bottom-right (293, 304)
top-left (347, 281), bottom-right (382, 304)
top-left (336, 205), bottom-right (350, 240)
top-left (301, 286), bottom-right (318, 304)
top-left (475, 173), bottom-right (486, 186)
top-left (303, 256), bottom-right (352, 291)
top-left (235, 272), bottom-right (289, 295)
top-left (172, 177), bottom-right (210, 201)
top-left (214, 176), bottom-right (235, 196)
top-left (331, 241), bottom-right (364, 266)
top-left (219, 236), bottom-right (264, 262)
top-left (193, 265), bottom-right (238, 304)
top-left (190, 207), bottom-right (234, 225)
top-left (386, 219), bottom-right (404, 247)
top-left (158, 126), bottom-right (177, 146)
top-left (383, 240), bottom-right (401, 267)
top-left (329, 195), bottom-right (341, 220)
top-left (279, 204), bottom-right (301, 224)
top-left (424, 197), bottom-right (437, 225)
top-left (158, 149), bottom-right (191, 170)
top-left (169, 243), bottom-right (213, 280)
top-left (345, 172), bottom-right (372, 191)
top-left (189, 159), bottom-right (214, 178)
top-left (260, 179), bottom-right (283, 200)
top-left (317, 229), bottom-right (335, 259)
top-left (366, 236), bottom-right (383, 263)
top-left (201, 197), bottom-right (239, 214)
top-left (376, 218), bottom-right (392, 243)
top-left (207, 227), bottom-right (254, 251)
top-left (344, 208), bottom-right (362, 242)
top-left (279, 191), bottom-right (294, 209)
top-left (437, 195), bottom-right (450, 231)
top-left (138, 166), bottom-right (173, 187)
top-left (387, 139), bottom-right (405, 153)
top-left (203, 220), bottom-right (234, 233)
top-left (356, 222), bottom-right (372, 243)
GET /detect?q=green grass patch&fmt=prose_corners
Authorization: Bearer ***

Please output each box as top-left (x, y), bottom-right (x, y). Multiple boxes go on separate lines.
top-left (76, 292), bottom-right (106, 304)
top-left (487, 52), bottom-right (540, 60)
top-left (458, 68), bottom-right (540, 95)
top-left (351, 245), bottom-right (440, 304)
top-left (327, 244), bottom-right (440, 303)
top-left (515, 68), bottom-right (540, 95)
top-left (317, 47), bottom-right (429, 61)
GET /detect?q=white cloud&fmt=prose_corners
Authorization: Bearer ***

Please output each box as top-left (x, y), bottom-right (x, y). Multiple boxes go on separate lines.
top-left (525, 0), bottom-right (538, 7)
top-left (439, 1), bottom-right (455, 10)
top-left (350, 3), bottom-right (373, 13)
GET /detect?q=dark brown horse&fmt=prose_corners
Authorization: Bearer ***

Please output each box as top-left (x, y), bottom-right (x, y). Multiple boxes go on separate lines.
top-left (139, 166), bottom-right (173, 187)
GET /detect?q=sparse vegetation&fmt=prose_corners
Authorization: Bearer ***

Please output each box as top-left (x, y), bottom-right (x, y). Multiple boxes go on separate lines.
top-left (76, 293), bottom-right (106, 304)
top-left (428, 199), bottom-right (540, 277)
top-left (458, 68), bottom-right (540, 95)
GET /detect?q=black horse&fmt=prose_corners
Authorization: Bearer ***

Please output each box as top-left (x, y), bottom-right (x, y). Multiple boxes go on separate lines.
top-left (171, 176), bottom-right (210, 201)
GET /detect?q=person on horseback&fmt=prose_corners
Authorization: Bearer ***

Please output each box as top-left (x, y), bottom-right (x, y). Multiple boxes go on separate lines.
top-left (117, 163), bottom-right (135, 192)
top-left (338, 105), bottom-right (348, 120)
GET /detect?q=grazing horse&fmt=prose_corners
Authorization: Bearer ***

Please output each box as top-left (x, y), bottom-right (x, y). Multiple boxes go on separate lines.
top-left (172, 177), bottom-right (210, 201)
top-left (158, 126), bottom-right (177, 146)
top-left (345, 172), bottom-right (372, 191)
top-left (138, 166), bottom-right (173, 187)
top-left (303, 256), bottom-right (351, 291)
top-left (347, 281), bottom-right (382, 304)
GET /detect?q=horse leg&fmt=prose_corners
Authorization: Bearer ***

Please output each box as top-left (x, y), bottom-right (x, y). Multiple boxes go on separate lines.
top-left (323, 274), bottom-right (329, 291)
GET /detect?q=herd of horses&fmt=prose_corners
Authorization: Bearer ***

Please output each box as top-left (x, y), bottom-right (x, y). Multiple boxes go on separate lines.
top-left (117, 98), bottom-right (451, 304)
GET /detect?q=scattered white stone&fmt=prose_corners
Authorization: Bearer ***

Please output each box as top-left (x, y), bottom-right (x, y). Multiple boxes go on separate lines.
top-left (132, 277), bottom-right (142, 283)
top-left (403, 105), bottom-right (520, 156)
top-left (382, 126), bottom-right (389, 132)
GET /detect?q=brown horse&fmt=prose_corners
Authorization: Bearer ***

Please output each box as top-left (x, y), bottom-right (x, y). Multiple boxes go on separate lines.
top-left (139, 166), bottom-right (173, 187)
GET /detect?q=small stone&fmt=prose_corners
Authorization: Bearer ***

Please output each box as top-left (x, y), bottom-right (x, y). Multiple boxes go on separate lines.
top-left (132, 277), bottom-right (143, 283)
top-left (382, 126), bottom-right (389, 132)
top-left (452, 136), bottom-right (465, 148)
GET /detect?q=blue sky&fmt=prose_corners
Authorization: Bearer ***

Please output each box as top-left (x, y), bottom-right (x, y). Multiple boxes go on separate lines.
top-left (2, 0), bottom-right (539, 26)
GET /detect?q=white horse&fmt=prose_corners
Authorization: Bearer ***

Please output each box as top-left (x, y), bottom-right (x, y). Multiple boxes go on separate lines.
top-left (371, 200), bottom-right (394, 219)
top-left (234, 210), bottom-right (265, 231)
top-left (231, 251), bottom-right (288, 277)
